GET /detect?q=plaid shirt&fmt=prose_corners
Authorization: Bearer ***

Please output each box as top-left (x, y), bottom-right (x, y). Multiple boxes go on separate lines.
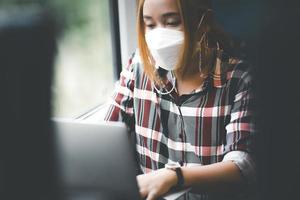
top-left (105, 51), bottom-right (255, 174)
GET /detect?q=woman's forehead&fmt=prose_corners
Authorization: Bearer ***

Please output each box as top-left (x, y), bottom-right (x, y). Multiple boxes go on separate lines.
top-left (143, 0), bottom-right (180, 16)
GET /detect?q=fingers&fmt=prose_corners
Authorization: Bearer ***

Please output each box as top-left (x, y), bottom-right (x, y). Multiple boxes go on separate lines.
top-left (146, 188), bottom-right (158, 200)
top-left (137, 174), bottom-right (148, 198)
top-left (138, 177), bottom-right (158, 200)
top-left (139, 188), bottom-right (148, 199)
top-left (137, 170), bottom-right (173, 200)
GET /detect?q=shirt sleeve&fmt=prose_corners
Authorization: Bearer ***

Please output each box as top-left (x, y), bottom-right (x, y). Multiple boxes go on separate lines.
top-left (224, 63), bottom-right (256, 154)
top-left (104, 53), bottom-right (135, 130)
top-left (222, 150), bottom-right (257, 185)
top-left (223, 63), bottom-right (257, 185)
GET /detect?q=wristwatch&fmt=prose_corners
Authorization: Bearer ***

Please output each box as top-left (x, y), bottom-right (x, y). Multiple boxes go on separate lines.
top-left (165, 162), bottom-right (184, 187)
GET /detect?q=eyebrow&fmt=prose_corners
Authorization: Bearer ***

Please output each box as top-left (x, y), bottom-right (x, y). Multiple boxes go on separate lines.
top-left (143, 12), bottom-right (180, 20)
top-left (162, 12), bottom-right (180, 18)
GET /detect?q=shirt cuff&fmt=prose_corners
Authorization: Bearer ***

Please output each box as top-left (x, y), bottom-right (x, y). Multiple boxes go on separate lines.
top-left (222, 151), bottom-right (257, 185)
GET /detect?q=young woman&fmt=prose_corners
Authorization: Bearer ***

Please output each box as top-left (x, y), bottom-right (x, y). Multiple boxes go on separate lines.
top-left (105, 0), bottom-right (256, 199)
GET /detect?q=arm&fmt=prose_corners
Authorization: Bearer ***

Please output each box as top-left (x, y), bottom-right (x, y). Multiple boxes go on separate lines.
top-left (137, 161), bottom-right (241, 200)
top-left (182, 161), bottom-right (242, 193)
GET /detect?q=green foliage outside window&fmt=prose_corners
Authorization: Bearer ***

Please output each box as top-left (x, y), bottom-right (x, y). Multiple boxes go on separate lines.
top-left (1, 0), bottom-right (114, 118)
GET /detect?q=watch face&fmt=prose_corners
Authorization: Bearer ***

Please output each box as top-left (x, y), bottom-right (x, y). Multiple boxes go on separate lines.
top-left (165, 162), bottom-right (181, 169)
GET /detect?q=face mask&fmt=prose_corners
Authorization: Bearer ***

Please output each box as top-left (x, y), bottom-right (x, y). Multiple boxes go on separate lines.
top-left (145, 28), bottom-right (184, 71)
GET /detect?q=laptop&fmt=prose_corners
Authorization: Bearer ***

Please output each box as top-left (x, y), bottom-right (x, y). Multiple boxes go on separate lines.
top-left (52, 118), bottom-right (190, 200)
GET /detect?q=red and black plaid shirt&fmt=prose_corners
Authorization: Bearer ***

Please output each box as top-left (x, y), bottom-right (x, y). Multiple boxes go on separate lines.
top-left (105, 51), bottom-right (255, 173)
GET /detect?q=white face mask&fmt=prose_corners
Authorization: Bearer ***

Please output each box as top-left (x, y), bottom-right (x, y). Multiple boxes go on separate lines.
top-left (145, 28), bottom-right (184, 71)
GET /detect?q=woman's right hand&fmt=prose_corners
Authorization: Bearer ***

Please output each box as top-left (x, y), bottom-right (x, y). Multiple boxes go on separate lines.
top-left (137, 168), bottom-right (177, 200)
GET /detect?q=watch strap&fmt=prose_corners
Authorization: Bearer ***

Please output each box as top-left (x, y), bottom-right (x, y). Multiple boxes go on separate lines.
top-left (174, 167), bottom-right (184, 187)
top-left (165, 162), bottom-right (184, 187)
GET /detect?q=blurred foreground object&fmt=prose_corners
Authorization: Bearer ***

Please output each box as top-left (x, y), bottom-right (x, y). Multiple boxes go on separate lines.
top-left (0, 6), bottom-right (60, 200)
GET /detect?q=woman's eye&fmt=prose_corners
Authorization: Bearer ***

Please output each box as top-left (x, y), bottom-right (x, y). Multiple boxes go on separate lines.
top-left (166, 21), bottom-right (181, 27)
top-left (145, 24), bottom-right (155, 29)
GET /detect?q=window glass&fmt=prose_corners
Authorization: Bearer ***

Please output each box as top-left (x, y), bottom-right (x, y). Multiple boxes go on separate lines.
top-left (0, 0), bottom-right (114, 118)
top-left (50, 0), bottom-right (114, 118)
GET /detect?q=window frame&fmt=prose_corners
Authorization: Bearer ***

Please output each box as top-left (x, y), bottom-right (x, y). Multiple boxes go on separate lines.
top-left (109, 0), bottom-right (122, 81)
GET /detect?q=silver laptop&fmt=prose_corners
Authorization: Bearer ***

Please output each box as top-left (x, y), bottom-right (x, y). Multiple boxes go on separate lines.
top-left (52, 118), bottom-right (190, 200)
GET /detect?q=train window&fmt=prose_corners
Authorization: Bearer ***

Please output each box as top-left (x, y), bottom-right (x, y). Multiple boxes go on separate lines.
top-left (1, 0), bottom-right (115, 118)
top-left (50, 0), bottom-right (114, 118)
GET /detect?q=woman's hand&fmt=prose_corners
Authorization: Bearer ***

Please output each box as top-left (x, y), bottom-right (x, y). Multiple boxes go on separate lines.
top-left (137, 168), bottom-right (178, 200)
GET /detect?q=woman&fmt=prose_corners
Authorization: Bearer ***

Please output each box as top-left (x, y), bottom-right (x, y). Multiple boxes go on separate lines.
top-left (105, 0), bottom-right (256, 199)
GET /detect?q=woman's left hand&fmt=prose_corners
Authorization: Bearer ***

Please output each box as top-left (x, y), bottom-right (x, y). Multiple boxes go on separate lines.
top-left (137, 168), bottom-right (178, 200)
